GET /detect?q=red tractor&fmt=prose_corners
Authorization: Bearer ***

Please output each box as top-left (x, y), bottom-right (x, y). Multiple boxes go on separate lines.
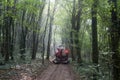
top-left (53, 48), bottom-right (70, 64)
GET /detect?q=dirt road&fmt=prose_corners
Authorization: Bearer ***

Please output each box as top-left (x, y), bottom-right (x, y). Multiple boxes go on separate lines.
top-left (36, 64), bottom-right (76, 80)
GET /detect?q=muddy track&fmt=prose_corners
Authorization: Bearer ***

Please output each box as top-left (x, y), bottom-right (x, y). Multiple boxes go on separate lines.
top-left (36, 64), bottom-right (76, 80)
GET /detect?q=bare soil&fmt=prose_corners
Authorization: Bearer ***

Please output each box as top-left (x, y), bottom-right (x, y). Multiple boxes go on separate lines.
top-left (0, 60), bottom-right (81, 80)
top-left (36, 64), bottom-right (79, 80)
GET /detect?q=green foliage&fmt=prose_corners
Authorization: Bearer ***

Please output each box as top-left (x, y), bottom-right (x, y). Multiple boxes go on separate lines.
top-left (17, 0), bottom-right (42, 15)
top-left (73, 61), bottom-right (112, 80)
top-left (0, 0), bottom-right (119, 79)
top-left (117, 0), bottom-right (120, 18)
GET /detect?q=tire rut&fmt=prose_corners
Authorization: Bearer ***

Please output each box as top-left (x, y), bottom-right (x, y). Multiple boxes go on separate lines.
top-left (36, 64), bottom-right (75, 80)
top-left (36, 64), bottom-right (58, 80)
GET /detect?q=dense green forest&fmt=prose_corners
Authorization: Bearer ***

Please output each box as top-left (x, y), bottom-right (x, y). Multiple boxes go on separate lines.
top-left (0, 0), bottom-right (120, 80)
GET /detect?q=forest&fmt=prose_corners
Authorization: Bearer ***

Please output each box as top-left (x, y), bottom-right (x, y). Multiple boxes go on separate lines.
top-left (0, 0), bottom-right (120, 80)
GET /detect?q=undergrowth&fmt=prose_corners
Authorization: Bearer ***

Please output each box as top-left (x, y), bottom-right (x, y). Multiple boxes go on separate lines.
top-left (72, 61), bottom-right (112, 80)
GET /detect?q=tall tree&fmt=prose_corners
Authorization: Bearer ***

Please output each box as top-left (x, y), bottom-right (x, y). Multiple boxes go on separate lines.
top-left (91, 0), bottom-right (99, 79)
top-left (46, 0), bottom-right (57, 59)
top-left (31, 0), bottom-right (45, 60)
top-left (4, 0), bottom-right (14, 61)
top-left (42, 0), bottom-right (50, 63)
top-left (19, 10), bottom-right (27, 60)
top-left (71, 0), bottom-right (82, 62)
top-left (75, 0), bottom-right (82, 63)
top-left (70, 0), bottom-right (76, 61)
top-left (9, 0), bottom-right (17, 60)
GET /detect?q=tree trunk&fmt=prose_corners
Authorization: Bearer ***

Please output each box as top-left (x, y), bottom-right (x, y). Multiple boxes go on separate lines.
top-left (4, 0), bottom-right (13, 62)
top-left (70, 32), bottom-right (75, 61)
top-left (46, 0), bottom-right (57, 60)
top-left (42, 1), bottom-right (50, 63)
top-left (91, 0), bottom-right (99, 79)
top-left (70, 0), bottom-right (76, 61)
top-left (9, 0), bottom-right (17, 60)
top-left (75, 0), bottom-right (82, 63)
top-left (71, 0), bottom-right (82, 63)
top-left (31, 30), bottom-right (36, 59)
top-left (0, 1), bottom-right (2, 57)
top-left (46, 20), bottom-right (52, 60)
top-left (19, 10), bottom-right (27, 60)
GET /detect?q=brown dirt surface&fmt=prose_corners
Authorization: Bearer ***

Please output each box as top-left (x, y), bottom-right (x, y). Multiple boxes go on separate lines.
top-left (0, 60), bottom-right (51, 80)
top-left (36, 64), bottom-right (80, 80)
top-left (0, 60), bottom-right (81, 80)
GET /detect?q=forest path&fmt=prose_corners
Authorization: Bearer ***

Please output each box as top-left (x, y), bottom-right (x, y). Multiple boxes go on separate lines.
top-left (36, 64), bottom-right (77, 80)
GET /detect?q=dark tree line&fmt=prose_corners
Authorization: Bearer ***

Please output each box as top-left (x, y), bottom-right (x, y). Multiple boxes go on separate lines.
top-left (60, 0), bottom-right (120, 80)
top-left (0, 0), bottom-right (46, 64)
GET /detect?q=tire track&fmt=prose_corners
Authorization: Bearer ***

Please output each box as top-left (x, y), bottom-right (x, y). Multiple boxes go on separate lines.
top-left (36, 64), bottom-right (75, 80)
top-left (36, 64), bottom-right (58, 80)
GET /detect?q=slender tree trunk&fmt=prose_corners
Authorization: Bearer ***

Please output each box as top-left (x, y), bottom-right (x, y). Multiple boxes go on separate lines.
top-left (91, 0), bottom-right (99, 80)
top-left (31, 30), bottom-right (36, 59)
top-left (9, 0), bottom-right (17, 60)
top-left (91, 0), bottom-right (99, 65)
top-left (31, 0), bottom-right (45, 60)
top-left (46, 0), bottom-right (57, 60)
top-left (4, 0), bottom-right (13, 62)
top-left (19, 10), bottom-right (27, 60)
top-left (46, 22), bottom-right (52, 60)
top-left (70, 31), bottom-right (75, 61)
top-left (42, 5), bottom-right (50, 63)
top-left (75, 0), bottom-right (82, 63)
top-left (0, 1), bottom-right (2, 57)
top-left (71, 0), bottom-right (76, 61)
top-left (31, 14), bottom-right (37, 60)
top-left (71, 0), bottom-right (82, 62)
